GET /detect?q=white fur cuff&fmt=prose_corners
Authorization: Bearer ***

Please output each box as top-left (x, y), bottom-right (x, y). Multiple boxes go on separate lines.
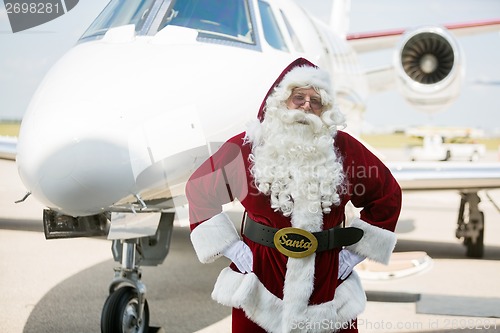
top-left (190, 212), bottom-right (240, 264)
top-left (346, 218), bottom-right (397, 264)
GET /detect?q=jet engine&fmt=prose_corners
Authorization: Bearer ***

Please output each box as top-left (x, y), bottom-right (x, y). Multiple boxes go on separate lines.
top-left (394, 26), bottom-right (464, 113)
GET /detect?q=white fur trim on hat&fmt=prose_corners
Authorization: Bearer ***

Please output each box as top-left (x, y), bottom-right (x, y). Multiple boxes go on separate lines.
top-left (190, 212), bottom-right (240, 264)
top-left (278, 65), bottom-right (332, 95)
top-left (346, 218), bottom-right (397, 264)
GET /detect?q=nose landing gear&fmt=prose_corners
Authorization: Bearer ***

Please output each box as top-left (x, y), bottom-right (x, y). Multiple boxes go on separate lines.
top-left (101, 212), bottom-right (174, 333)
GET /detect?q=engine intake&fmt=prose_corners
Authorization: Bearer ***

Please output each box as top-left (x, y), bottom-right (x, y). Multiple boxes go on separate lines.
top-left (395, 26), bottom-right (464, 113)
top-left (402, 32), bottom-right (454, 84)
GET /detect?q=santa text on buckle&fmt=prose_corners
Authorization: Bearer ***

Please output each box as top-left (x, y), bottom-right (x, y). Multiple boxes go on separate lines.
top-left (273, 227), bottom-right (319, 258)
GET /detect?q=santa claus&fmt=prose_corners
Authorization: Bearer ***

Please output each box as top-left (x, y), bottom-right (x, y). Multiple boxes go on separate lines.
top-left (186, 58), bottom-right (401, 333)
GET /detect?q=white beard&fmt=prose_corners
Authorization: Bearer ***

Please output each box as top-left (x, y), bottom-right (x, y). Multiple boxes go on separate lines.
top-left (246, 107), bottom-right (345, 219)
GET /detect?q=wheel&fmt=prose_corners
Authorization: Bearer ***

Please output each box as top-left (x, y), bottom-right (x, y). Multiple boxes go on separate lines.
top-left (470, 151), bottom-right (479, 162)
top-left (443, 150), bottom-right (451, 161)
top-left (101, 286), bottom-right (149, 333)
top-left (464, 212), bottom-right (484, 258)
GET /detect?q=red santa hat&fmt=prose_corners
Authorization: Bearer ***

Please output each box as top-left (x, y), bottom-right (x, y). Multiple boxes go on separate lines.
top-left (257, 58), bottom-right (334, 121)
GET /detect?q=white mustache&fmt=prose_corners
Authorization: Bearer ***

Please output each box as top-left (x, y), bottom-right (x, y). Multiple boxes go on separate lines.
top-left (279, 109), bottom-right (324, 133)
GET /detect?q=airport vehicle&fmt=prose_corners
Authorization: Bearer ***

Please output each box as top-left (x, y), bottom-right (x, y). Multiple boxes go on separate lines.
top-left (409, 134), bottom-right (486, 161)
top-left (2, 0), bottom-right (500, 331)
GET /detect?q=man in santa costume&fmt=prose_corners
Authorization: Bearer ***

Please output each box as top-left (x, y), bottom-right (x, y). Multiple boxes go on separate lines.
top-left (186, 58), bottom-right (402, 333)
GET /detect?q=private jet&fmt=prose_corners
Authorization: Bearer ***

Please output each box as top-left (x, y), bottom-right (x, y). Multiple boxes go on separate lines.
top-left (3, 0), bottom-right (500, 331)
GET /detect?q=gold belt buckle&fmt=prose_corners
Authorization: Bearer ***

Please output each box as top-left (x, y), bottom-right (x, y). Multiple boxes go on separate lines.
top-left (273, 227), bottom-right (318, 258)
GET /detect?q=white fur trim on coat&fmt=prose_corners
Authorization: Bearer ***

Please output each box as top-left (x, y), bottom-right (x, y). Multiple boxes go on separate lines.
top-left (190, 212), bottom-right (240, 264)
top-left (280, 199), bottom-right (323, 332)
top-left (346, 218), bottom-right (397, 264)
top-left (212, 267), bottom-right (366, 333)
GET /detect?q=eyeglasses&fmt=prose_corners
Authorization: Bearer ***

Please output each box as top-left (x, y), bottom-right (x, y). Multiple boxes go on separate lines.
top-left (289, 94), bottom-right (323, 111)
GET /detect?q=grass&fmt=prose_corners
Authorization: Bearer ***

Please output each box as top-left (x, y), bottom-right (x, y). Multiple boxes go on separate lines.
top-left (0, 121), bottom-right (21, 137)
top-left (475, 137), bottom-right (500, 151)
top-left (361, 133), bottom-right (500, 151)
top-left (361, 133), bottom-right (421, 149)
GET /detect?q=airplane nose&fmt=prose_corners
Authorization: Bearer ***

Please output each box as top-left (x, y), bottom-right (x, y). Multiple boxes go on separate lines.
top-left (17, 128), bottom-right (135, 216)
top-left (17, 99), bottom-right (208, 217)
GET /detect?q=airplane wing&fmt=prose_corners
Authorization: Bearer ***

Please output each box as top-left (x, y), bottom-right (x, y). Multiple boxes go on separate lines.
top-left (0, 136), bottom-right (17, 160)
top-left (388, 160), bottom-right (500, 258)
top-left (346, 18), bottom-right (500, 53)
top-left (388, 162), bottom-right (500, 191)
top-left (347, 18), bottom-right (500, 96)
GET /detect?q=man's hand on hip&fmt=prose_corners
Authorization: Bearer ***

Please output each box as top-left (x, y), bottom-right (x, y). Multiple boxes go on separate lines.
top-left (222, 240), bottom-right (253, 273)
top-left (338, 248), bottom-right (365, 280)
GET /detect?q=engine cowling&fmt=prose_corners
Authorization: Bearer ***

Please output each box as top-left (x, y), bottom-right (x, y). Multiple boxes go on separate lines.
top-left (394, 26), bottom-right (464, 113)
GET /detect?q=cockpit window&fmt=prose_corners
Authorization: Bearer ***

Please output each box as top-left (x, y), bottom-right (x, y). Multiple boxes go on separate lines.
top-left (79, 0), bottom-right (157, 41)
top-left (258, 0), bottom-right (288, 52)
top-left (157, 0), bottom-right (255, 45)
top-left (280, 10), bottom-right (304, 52)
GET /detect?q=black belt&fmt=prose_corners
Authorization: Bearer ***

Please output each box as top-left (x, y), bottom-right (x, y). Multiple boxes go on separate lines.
top-left (243, 216), bottom-right (363, 257)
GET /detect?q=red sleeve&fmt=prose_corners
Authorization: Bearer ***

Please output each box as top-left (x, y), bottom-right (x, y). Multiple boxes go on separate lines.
top-left (185, 133), bottom-right (249, 230)
top-left (336, 131), bottom-right (402, 232)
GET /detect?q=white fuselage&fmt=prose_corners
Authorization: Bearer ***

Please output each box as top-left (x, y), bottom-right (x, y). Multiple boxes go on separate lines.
top-left (16, 0), bottom-right (367, 216)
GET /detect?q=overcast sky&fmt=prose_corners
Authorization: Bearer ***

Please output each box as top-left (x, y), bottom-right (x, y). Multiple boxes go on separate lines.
top-left (1, 0), bottom-right (500, 134)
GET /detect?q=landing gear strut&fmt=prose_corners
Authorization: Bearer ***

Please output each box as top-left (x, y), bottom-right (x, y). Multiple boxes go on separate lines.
top-left (101, 240), bottom-right (149, 333)
top-left (101, 212), bottom-right (174, 333)
top-left (455, 192), bottom-right (484, 258)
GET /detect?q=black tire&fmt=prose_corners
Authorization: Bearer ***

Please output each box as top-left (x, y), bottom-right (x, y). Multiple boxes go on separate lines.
top-left (465, 212), bottom-right (484, 258)
top-left (470, 151), bottom-right (479, 162)
top-left (443, 150), bottom-right (451, 161)
top-left (101, 286), bottom-right (149, 333)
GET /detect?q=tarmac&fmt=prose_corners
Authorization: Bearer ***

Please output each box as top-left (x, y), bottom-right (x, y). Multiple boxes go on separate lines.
top-left (1, 150), bottom-right (500, 332)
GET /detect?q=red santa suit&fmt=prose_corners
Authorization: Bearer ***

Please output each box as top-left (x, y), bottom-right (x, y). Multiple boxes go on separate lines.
top-left (186, 58), bottom-right (402, 333)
